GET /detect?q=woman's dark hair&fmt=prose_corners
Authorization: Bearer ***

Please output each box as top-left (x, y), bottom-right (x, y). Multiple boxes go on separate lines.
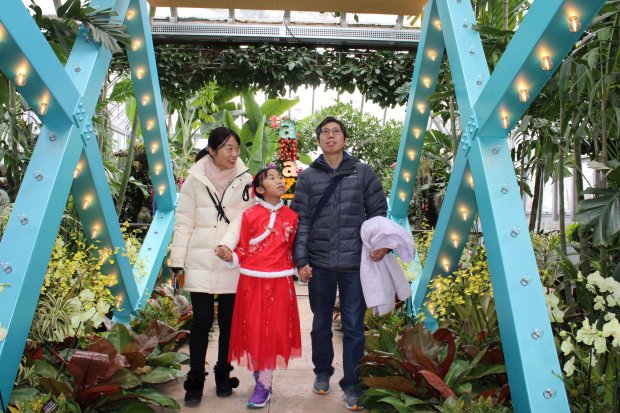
top-left (252, 167), bottom-right (280, 200)
top-left (195, 127), bottom-right (241, 162)
top-left (315, 116), bottom-right (348, 140)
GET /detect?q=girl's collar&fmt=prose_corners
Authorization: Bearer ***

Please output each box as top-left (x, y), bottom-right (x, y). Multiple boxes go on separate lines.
top-left (256, 197), bottom-right (283, 211)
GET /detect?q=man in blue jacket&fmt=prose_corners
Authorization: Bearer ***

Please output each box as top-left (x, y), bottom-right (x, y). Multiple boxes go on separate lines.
top-left (291, 116), bottom-right (389, 411)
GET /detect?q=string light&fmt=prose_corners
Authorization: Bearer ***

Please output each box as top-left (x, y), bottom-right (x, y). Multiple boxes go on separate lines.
top-left (158, 185), bottom-right (165, 195)
top-left (541, 55), bottom-right (553, 71)
top-left (74, 165), bottom-right (82, 179)
top-left (15, 72), bottom-right (27, 87)
top-left (154, 165), bottom-right (162, 175)
top-left (567, 15), bottom-right (581, 33)
top-left (126, 10), bottom-right (136, 20)
top-left (501, 114), bottom-right (510, 129)
top-left (442, 261), bottom-right (450, 273)
top-left (428, 50), bottom-right (437, 61)
top-left (417, 103), bottom-right (425, 114)
top-left (136, 69), bottom-right (145, 79)
top-left (141, 95), bottom-right (150, 106)
top-left (422, 78), bottom-right (431, 88)
top-left (91, 226), bottom-right (99, 239)
top-left (519, 87), bottom-right (529, 103)
top-left (404, 172), bottom-right (411, 183)
top-left (116, 295), bottom-right (123, 310)
top-left (150, 143), bottom-right (158, 154)
top-left (146, 120), bottom-right (154, 131)
top-left (468, 174), bottom-right (474, 189)
top-left (399, 192), bottom-right (407, 202)
top-left (460, 208), bottom-right (468, 221)
top-left (38, 100), bottom-right (48, 116)
top-left (413, 128), bottom-right (421, 139)
top-left (131, 40), bottom-right (141, 51)
top-left (408, 150), bottom-right (416, 161)
top-left (451, 235), bottom-right (459, 248)
top-left (434, 20), bottom-right (442, 31)
top-left (82, 197), bottom-right (91, 210)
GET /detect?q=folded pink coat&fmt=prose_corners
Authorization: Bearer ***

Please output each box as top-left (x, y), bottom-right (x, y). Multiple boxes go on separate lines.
top-left (360, 216), bottom-right (416, 315)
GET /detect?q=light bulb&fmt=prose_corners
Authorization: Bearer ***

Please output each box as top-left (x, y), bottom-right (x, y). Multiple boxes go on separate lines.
top-left (116, 295), bottom-right (123, 310)
top-left (136, 69), bottom-right (145, 79)
top-left (501, 114), bottom-right (510, 129)
top-left (541, 55), bottom-right (553, 71)
top-left (442, 261), bottom-right (450, 273)
top-left (422, 78), bottom-right (431, 88)
top-left (126, 10), bottom-right (136, 20)
top-left (567, 15), bottom-right (581, 33)
top-left (74, 165), bottom-right (82, 179)
top-left (38, 101), bottom-right (48, 116)
top-left (428, 50), bottom-right (437, 61)
top-left (141, 95), bottom-right (150, 106)
top-left (146, 120), bottom-right (154, 131)
top-left (400, 192), bottom-right (406, 202)
top-left (91, 227), bottom-right (99, 239)
top-left (417, 103), bottom-right (425, 114)
top-left (158, 185), bottom-right (165, 195)
top-left (82, 198), bottom-right (91, 210)
top-left (468, 174), bottom-right (474, 189)
top-left (451, 235), bottom-right (459, 248)
top-left (460, 208), bottom-right (468, 221)
top-left (519, 87), bottom-right (529, 103)
top-left (151, 143), bottom-right (158, 153)
top-left (413, 128), bottom-right (421, 139)
top-left (15, 72), bottom-right (26, 87)
top-left (408, 150), bottom-right (416, 161)
top-left (154, 165), bottom-right (162, 175)
top-left (131, 40), bottom-right (141, 51)
top-left (404, 172), bottom-right (410, 183)
top-left (434, 20), bottom-right (442, 31)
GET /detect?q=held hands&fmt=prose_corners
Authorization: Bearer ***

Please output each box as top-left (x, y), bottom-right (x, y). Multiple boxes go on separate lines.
top-left (298, 264), bottom-right (313, 282)
top-left (370, 247), bottom-right (390, 262)
top-left (215, 245), bottom-right (233, 262)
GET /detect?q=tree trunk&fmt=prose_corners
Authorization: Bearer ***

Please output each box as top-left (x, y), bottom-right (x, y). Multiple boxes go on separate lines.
top-left (503, 0), bottom-right (509, 30)
top-left (449, 96), bottom-right (457, 156)
top-left (573, 127), bottom-right (591, 277)
top-left (529, 163), bottom-right (542, 231)
top-left (116, 113), bottom-right (140, 217)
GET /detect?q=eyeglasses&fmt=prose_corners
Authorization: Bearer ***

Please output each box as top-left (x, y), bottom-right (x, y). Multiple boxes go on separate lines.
top-left (319, 128), bottom-right (343, 136)
top-left (220, 145), bottom-right (241, 154)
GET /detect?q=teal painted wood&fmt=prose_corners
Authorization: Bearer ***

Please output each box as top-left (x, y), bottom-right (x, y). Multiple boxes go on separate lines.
top-left (388, 1), bottom-right (607, 411)
top-left (0, 0), bottom-right (177, 404)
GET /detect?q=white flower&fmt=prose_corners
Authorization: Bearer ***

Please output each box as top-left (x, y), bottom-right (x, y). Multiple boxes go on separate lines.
top-left (560, 338), bottom-right (574, 356)
top-left (602, 318), bottom-right (620, 347)
top-left (96, 299), bottom-right (110, 315)
top-left (593, 295), bottom-right (607, 311)
top-left (586, 271), bottom-right (604, 293)
top-left (0, 325), bottom-right (7, 342)
top-left (544, 291), bottom-right (564, 323)
top-left (606, 294), bottom-right (619, 308)
top-left (604, 312), bottom-right (617, 321)
top-left (593, 335), bottom-right (607, 354)
top-left (563, 356), bottom-right (576, 377)
top-left (576, 319), bottom-right (598, 346)
top-left (79, 289), bottom-right (95, 303)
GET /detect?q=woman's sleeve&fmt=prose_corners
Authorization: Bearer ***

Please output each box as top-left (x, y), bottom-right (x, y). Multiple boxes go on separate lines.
top-left (220, 177), bottom-right (254, 250)
top-left (169, 178), bottom-right (196, 268)
top-left (232, 212), bottom-right (251, 267)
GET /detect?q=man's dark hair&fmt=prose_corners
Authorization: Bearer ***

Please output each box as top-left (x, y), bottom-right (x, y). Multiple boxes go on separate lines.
top-left (315, 116), bottom-right (348, 140)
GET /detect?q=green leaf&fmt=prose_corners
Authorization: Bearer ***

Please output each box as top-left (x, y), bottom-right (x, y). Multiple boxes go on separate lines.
top-left (107, 323), bottom-right (132, 353)
top-left (260, 97), bottom-right (300, 117)
top-left (140, 367), bottom-right (183, 384)
top-left (108, 368), bottom-right (142, 389)
top-left (247, 115), bottom-right (267, 174)
top-left (135, 388), bottom-right (180, 409)
top-left (464, 364), bottom-right (506, 380)
top-left (9, 387), bottom-right (41, 405)
top-left (33, 359), bottom-right (60, 379)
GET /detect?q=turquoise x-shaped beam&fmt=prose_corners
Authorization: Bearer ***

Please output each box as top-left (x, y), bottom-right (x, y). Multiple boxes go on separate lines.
top-left (0, 0), bottom-right (176, 405)
top-left (388, 1), bottom-right (605, 412)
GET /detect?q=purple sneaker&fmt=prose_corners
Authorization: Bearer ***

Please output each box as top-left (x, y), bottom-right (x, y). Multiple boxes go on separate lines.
top-left (247, 381), bottom-right (271, 409)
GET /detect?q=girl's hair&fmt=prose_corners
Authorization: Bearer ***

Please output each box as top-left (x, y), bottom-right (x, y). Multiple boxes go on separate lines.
top-left (252, 167), bottom-right (280, 200)
top-left (195, 127), bottom-right (241, 162)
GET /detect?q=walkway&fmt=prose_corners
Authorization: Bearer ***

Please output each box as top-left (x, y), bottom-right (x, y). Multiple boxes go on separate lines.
top-left (157, 283), bottom-right (348, 412)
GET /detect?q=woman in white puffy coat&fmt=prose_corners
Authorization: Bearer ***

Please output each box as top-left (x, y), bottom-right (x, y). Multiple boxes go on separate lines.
top-left (169, 127), bottom-right (254, 405)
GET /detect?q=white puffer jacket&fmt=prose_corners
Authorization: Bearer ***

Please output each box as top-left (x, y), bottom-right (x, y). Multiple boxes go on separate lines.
top-left (170, 157), bottom-right (254, 293)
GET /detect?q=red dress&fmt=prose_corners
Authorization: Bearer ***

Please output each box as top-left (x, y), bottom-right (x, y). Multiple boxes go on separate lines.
top-left (228, 199), bottom-right (302, 371)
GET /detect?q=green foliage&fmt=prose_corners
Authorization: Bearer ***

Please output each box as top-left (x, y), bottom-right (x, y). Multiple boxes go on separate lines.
top-left (131, 284), bottom-right (191, 334)
top-left (437, 396), bottom-right (512, 413)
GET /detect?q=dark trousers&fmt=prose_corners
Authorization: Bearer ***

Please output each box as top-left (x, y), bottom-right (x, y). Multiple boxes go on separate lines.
top-left (308, 268), bottom-right (366, 391)
top-left (189, 292), bottom-right (236, 373)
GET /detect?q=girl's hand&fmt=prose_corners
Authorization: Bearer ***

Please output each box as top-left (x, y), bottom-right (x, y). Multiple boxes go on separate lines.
top-left (370, 248), bottom-right (390, 262)
top-left (298, 264), bottom-right (313, 282)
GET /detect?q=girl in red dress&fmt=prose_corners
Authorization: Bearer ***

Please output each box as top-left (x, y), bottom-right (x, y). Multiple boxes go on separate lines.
top-left (223, 167), bottom-right (302, 408)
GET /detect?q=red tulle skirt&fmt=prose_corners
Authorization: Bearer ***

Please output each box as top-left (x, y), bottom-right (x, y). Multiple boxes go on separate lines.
top-left (228, 274), bottom-right (302, 371)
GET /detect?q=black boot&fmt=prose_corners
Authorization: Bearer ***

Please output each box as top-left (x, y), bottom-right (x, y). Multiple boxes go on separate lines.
top-left (213, 362), bottom-right (240, 397)
top-left (183, 371), bottom-right (207, 405)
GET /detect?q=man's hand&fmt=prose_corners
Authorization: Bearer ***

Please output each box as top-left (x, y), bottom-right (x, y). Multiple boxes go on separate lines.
top-left (370, 248), bottom-right (390, 262)
top-left (215, 245), bottom-right (233, 262)
top-left (298, 264), bottom-right (313, 282)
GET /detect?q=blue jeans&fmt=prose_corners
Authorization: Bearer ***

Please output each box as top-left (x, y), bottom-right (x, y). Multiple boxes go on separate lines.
top-left (308, 267), bottom-right (366, 391)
